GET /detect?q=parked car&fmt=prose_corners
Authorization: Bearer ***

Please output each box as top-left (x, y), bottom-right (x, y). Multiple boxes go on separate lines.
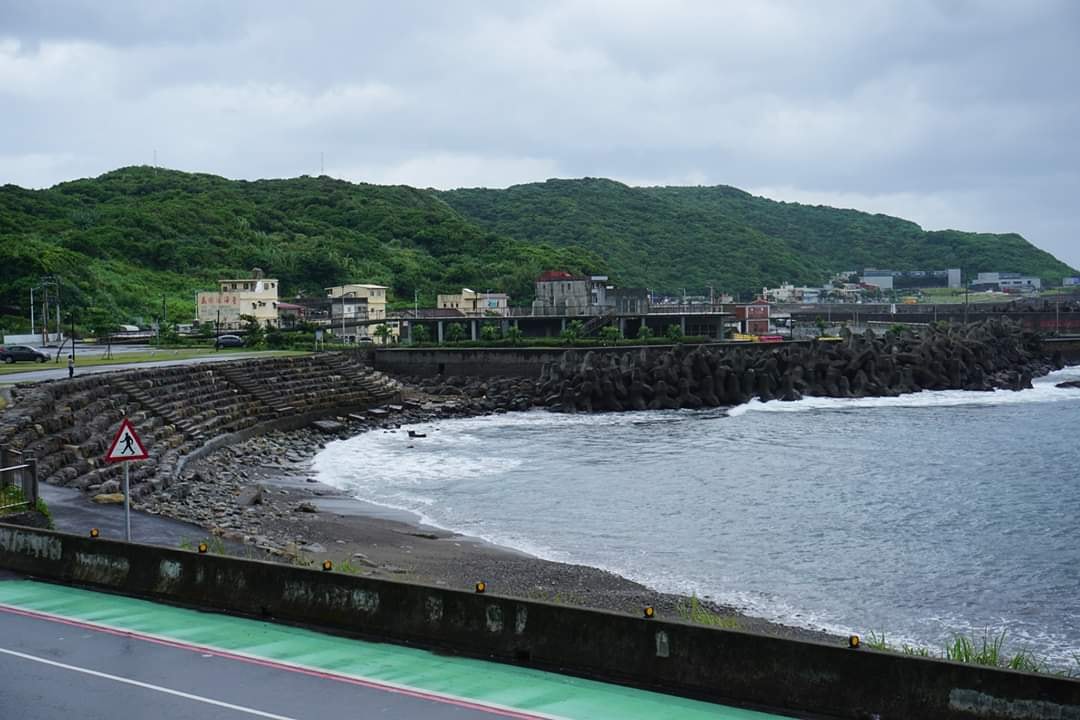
top-left (214, 334), bottom-right (245, 349)
top-left (0, 345), bottom-right (49, 363)
top-left (358, 336), bottom-right (374, 344)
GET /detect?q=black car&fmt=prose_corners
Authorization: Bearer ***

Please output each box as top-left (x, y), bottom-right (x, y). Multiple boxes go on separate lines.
top-left (0, 345), bottom-right (49, 363)
top-left (214, 334), bottom-right (245, 349)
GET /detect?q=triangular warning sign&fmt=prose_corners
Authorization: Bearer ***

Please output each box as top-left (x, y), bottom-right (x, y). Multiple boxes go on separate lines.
top-left (104, 418), bottom-right (149, 463)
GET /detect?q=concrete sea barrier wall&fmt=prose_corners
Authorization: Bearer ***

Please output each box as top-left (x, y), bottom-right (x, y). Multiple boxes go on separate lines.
top-left (381, 321), bottom-right (1065, 413)
top-left (372, 341), bottom-right (812, 378)
top-left (0, 352), bottom-right (400, 498)
top-left (1, 523), bottom-right (1077, 720)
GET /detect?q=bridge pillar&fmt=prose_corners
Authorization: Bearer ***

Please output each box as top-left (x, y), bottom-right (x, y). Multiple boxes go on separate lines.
top-left (437, 321), bottom-right (444, 343)
top-left (560, 318), bottom-right (567, 331)
top-left (470, 320), bottom-right (478, 341)
top-left (619, 317), bottom-right (626, 335)
top-left (681, 315), bottom-right (687, 334)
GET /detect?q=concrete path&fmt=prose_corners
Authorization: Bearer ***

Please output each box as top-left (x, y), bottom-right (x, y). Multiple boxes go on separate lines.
top-left (0, 579), bottom-right (786, 720)
top-left (39, 484), bottom-right (229, 549)
top-left (0, 350), bottom-right (293, 385)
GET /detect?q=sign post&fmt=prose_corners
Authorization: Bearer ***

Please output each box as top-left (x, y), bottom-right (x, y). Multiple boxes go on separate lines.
top-left (103, 418), bottom-right (150, 541)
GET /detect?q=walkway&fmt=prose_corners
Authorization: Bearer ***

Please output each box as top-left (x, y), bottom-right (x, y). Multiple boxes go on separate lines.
top-left (0, 579), bottom-right (787, 720)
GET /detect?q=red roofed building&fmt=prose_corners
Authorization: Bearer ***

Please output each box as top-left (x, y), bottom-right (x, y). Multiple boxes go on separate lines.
top-left (734, 299), bottom-right (771, 335)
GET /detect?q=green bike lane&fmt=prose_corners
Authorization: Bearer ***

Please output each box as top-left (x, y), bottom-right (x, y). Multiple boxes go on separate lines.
top-left (0, 579), bottom-right (789, 720)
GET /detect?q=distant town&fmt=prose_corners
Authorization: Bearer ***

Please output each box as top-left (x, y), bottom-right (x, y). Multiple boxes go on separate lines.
top-left (184, 267), bottom-right (1080, 345)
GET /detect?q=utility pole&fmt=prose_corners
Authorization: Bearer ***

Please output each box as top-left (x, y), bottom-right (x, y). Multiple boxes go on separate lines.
top-left (963, 269), bottom-right (969, 325)
top-left (29, 286), bottom-right (35, 336)
top-left (41, 279), bottom-right (49, 345)
top-left (341, 286), bottom-right (346, 343)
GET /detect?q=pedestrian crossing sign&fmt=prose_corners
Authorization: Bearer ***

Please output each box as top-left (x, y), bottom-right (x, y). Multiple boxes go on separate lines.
top-left (104, 418), bottom-right (149, 463)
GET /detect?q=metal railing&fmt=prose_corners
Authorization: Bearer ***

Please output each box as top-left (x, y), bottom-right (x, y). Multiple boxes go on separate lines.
top-left (0, 448), bottom-right (38, 514)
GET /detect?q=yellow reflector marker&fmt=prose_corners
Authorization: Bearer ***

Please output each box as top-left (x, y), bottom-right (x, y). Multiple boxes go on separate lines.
top-left (89, 528), bottom-right (99, 538)
top-left (322, 560), bottom-right (333, 572)
top-left (849, 635), bottom-right (861, 649)
top-left (643, 606), bottom-right (655, 619)
top-left (475, 582), bottom-right (486, 594)
top-left (197, 543), bottom-right (208, 554)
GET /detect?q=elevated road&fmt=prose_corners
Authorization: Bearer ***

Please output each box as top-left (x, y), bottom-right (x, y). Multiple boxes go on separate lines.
top-left (0, 578), bottom-right (786, 720)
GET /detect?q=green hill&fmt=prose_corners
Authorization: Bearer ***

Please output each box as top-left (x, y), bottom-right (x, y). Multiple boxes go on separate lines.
top-left (0, 167), bottom-right (600, 330)
top-left (1, 168), bottom-right (1073, 333)
top-left (440, 178), bottom-right (1076, 294)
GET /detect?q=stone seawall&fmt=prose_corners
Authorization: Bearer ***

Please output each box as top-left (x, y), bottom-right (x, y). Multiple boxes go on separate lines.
top-left (0, 353), bottom-right (400, 500)
top-left (1, 523), bottom-right (1077, 720)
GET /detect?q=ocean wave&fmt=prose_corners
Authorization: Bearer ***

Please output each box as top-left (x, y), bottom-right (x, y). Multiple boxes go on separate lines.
top-left (728, 368), bottom-right (1080, 417)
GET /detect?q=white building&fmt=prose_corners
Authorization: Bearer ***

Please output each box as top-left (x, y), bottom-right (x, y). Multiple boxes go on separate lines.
top-left (197, 273), bottom-right (280, 330)
top-left (437, 288), bottom-right (510, 316)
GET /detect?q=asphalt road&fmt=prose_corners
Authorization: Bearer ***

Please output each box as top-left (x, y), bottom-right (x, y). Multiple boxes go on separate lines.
top-left (0, 597), bottom-right (504, 719)
top-left (0, 579), bottom-right (780, 720)
top-left (0, 350), bottom-right (283, 384)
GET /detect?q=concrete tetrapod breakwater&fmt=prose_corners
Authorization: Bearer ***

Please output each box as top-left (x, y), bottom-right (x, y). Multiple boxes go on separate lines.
top-left (389, 320), bottom-right (1065, 413)
top-left (0, 523), bottom-right (1077, 720)
top-left (533, 320), bottom-right (1060, 412)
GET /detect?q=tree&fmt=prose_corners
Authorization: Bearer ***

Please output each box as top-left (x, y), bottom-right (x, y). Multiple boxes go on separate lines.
top-left (598, 325), bottom-right (621, 345)
top-left (373, 323), bottom-right (393, 345)
top-left (480, 322), bottom-right (500, 342)
top-left (560, 319), bottom-right (584, 343)
top-left (505, 325), bottom-right (524, 345)
top-left (241, 314), bottom-right (264, 347)
top-left (636, 324), bottom-right (653, 341)
top-left (412, 324), bottom-right (431, 344)
top-left (446, 322), bottom-right (466, 342)
top-left (665, 323), bottom-right (683, 342)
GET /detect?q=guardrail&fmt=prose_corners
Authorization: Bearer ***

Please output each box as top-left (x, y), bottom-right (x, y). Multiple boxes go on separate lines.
top-left (0, 448), bottom-right (38, 513)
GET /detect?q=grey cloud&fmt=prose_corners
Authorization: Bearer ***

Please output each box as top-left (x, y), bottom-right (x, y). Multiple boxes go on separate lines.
top-left (0, 0), bottom-right (1077, 268)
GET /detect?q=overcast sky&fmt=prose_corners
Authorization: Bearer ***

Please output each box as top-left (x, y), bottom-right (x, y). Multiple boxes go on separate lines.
top-left (2, 0), bottom-right (1078, 268)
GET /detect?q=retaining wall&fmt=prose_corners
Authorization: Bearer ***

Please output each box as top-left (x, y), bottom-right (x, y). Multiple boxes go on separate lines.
top-left (1, 523), bottom-right (1077, 720)
top-left (372, 342), bottom-right (814, 379)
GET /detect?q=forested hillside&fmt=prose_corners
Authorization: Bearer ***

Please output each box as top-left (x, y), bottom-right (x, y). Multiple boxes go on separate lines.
top-left (1, 168), bottom-right (1073, 332)
top-left (0, 167), bottom-right (600, 329)
top-left (441, 179), bottom-right (1075, 293)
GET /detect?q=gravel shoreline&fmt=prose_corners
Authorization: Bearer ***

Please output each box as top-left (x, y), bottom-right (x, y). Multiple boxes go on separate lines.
top-left (137, 393), bottom-right (842, 645)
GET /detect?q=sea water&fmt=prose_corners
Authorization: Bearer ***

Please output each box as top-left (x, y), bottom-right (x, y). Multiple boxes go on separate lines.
top-left (313, 368), bottom-right (1080, 666)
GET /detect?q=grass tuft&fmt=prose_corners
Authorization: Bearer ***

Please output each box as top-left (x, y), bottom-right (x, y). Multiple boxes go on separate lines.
top-left (676, 595), bottom-right (739, 630)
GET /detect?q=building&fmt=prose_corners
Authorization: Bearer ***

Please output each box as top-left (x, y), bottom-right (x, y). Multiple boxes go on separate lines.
top-left (859, 268), bottom-right (961, 290)
top-left (971, 272), bottom-right (1042, 293)
top-left (734, 300), bottom-right (771, 335)
top-left (531, 272), bottom-right (609, 315)
top-left (197, 272), bottom-right (280, 330)
top-left (326, 284), bottom-right (388, 320)
top-left (606, 287), bottom-right (650, 314)
top-left (764, 283), bottom-right (822, 303)
top-left (1065, 277), bottom-right (1080, 287)
top-left (860, 270), bottom-right (894, 291)
top-left (437, 288), bottom-right (510, 316)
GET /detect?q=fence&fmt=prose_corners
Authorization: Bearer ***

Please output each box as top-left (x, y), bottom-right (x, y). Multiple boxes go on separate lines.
top-left (0, 448), bottom-right (38, 514)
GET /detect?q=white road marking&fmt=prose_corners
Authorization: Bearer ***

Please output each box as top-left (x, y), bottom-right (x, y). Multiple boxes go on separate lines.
top-left (0, 647), bottom-right (298, 720)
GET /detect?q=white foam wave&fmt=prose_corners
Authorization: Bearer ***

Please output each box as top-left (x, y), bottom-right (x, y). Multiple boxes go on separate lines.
top-left (728, 368), bottom-right (1080, 417)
